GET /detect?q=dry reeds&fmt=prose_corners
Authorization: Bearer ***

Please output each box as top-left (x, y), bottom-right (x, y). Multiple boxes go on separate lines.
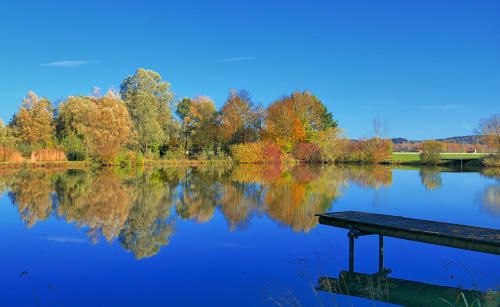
top-left (0, 146), bottom-right (23, 162)
top-left (30, 148), bottom-right (67, 162)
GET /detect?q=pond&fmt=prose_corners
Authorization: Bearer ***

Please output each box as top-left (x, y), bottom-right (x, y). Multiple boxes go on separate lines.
top-left (0, 165), bottom-right (498, 306)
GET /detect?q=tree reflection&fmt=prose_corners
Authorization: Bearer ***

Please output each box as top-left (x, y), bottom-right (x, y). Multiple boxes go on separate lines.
top-left (119, 168), bottom-right (180, 259)
top-left (419, 168), bottom-right (443, 190)
top-left (8, 170), bottom-right (57, 228)
top-left (55, 170), bottom-right (132, 243)
top-left (478, 184), bottom-right (500, 217)
top-left (0, 164), bottom-right (401, 258)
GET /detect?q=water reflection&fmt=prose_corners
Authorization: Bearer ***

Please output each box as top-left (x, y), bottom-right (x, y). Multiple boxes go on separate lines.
top-left (2, 164), bottom-right (495, 259)
top-left (419, 167), bottom-right (443, 190)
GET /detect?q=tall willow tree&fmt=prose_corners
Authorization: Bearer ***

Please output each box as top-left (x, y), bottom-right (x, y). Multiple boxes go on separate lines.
top-left (120, 68), bottom-right (177, 153)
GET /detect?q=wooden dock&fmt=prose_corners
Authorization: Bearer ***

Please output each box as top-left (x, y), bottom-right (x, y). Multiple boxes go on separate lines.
top-left (317, 211), bottom-right (500, 255)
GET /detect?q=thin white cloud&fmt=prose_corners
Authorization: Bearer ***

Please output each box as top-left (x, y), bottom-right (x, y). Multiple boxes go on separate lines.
top-left (418, 104), bottom-right (464, 110)
top-left (43, 236), bottom-right (87, 243)
top-left (219, 56), bottom-right (256, 63)
top-left (42, 60), bottom-right (89, 67)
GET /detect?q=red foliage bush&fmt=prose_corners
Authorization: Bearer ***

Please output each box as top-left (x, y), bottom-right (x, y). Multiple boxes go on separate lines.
top-left (291, 143), bottom-right (322, 163)
top-left (0, 146), bottom-right (23, 162)
top-left (31, 148), bottom-right (67, 162)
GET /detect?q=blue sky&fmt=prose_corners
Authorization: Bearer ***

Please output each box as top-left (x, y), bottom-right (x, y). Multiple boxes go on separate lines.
top-left (0, 0), bottom-right (498, 139)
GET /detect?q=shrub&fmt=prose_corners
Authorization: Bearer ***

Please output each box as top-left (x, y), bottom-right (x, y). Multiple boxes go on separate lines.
top-left (115, 151), bottom-right (136, 167)
top-left (365, 138), bottom-right (393, 164)
top-left (134, 151), bottom-right (144, 165)
top-left (0, 146), bottom-right (23, 162)
top-left (420, 140), bottom-right (444, 165)
top-left (30, 148), bottom-right (67, 162)
top-left (482, 153), bottom-right (500, 167)
top-left (230, 141), bottom-right (282, 164)
top-left (292, 143), bottom-right (322, 163)
top-left (66, 151), bottom-right (86, 161)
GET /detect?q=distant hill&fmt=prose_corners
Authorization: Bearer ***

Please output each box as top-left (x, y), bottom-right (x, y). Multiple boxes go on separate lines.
top-left (391, 135), bottom-right (484, 144)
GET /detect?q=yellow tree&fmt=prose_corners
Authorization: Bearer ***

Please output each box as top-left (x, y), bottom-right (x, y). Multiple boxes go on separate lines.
top-left (12, 91), bottom-right (53, 147)
top-left (81, 91), bottom-right (132, 164)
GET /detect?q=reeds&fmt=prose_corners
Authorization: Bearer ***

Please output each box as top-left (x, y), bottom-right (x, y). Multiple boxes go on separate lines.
top-left (30, 148), bottom-right (67, 162)
top-left (0, 146), bottom-right (23, 162)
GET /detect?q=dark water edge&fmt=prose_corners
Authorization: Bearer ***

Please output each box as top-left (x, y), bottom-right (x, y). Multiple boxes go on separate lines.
top-left (0, 164), bottom-right (498, 306)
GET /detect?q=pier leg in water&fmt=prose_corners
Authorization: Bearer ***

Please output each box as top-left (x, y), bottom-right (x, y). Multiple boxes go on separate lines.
top-left (379, 234), bottom-right (384, 273)
top-left (349, 234), bottom-right (354, 272)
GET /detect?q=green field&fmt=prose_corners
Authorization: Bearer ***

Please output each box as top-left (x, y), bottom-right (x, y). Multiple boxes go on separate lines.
top-left (389, 152), bottom-right (487, 163)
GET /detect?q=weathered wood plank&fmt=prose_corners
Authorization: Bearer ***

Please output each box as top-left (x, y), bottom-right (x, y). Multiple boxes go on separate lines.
top-left (317, 211), bottom-right (500, 255)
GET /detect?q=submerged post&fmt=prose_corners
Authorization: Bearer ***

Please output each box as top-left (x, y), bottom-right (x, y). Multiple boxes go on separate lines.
top-left (349, 234), bottom-right (354, 272)
top-left (379, 234), bottom-right (384, 272)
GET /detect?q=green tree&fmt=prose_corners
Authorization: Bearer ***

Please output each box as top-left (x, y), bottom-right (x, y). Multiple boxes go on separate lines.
top-left (420, 140), bottom-right (444, 165)
top-left (0, 120), bottom-right (18, 148)
top-left (120, 68), bottom-right (176, 153)
top-left (176, 97), bottom-right (192, 151)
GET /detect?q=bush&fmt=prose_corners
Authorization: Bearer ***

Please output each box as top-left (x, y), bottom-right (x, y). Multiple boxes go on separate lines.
top-left (67, 151), bottom-right (86, 161)
top-left (420, 140), bottom-right (444, 165)
top-left (365, 138), bottom-right (393, 164)
top-left (0, 146), bottom-right (23, 162)
top-left (30, 148), bottom-right (67, 162)
top-left (115, 151), bottom-right (136, 167)
top-left (134, 151), bottom-right (144, 165)
top-left (482, 153), bottom-right (500, 167)
top-left (230, 141), bottom-right (282, 164)
top-left (292, 143), bottom-right (322, 163)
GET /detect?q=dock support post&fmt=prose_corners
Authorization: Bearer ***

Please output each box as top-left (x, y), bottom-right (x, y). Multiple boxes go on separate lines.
top-left (349, 234), bottom-right (354, 272)
top-left (378, 235), bottom-right (384, 272)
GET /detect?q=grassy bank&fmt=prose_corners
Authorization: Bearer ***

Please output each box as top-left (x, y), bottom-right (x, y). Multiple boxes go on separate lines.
top-left (388, 152), bottom-right (488, 165)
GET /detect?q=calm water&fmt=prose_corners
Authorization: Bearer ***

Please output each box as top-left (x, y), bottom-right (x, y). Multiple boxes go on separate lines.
top-left (0, 165), bottom-right (498, 306)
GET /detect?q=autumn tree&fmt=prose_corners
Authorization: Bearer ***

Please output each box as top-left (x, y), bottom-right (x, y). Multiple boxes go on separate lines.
top-left (478, 114), bottom-right (500, 151)
top-left (82, 92), bottom-right (132, 164)
top-left (185, 96), bottom-right (219, 153)
top-left (11, 91), bottom-right (54, 148)
top-left (219, 90), bottom-right (263, 145)
top-left (120, 68), bottom-right (177, 153)
top-left (176, 97), bottom-right (192, 151)
top-left (0, 120), bottom-right (18, 148)
top-left (264, 91), bottom-right (336, 152)
top-left (420, 140), bottom-right (444, 165)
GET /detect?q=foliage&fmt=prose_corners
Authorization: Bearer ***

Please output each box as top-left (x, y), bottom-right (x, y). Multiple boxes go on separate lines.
top-left (185, 96), bottom-right (218, 152)
top-left (292, 143), bottom-right (322, 163)
top-left (219, 89), bottom-right (263, 145)
top-left (309, 128), bottom-right (343, 163)
top-left (0, 146), bottom-right (23, 162)
top-left (176, 97), bottom-right (192, 150)
top-left (264, 91), bottom-right (336, 152)
top-left (230, 141), bottom-right (282, 164)
top-left (478, 114), bottom-right (500, 151)
top-left (420, 140), bottom-right (444, 165)
top-left (120, 68), bottom-right (176, 152)
top-left (30, 148), bottom-right (66, 162)
top-left (60, 133), bottom-right (86, 161)
top-left (76, 93), bottom-right (132, 165)
top-left (0, 120), bottom-right (18, 148)
top-left (365, 138), bottom-right (393, 164)
top-left (10, 91), bottom-right (54, 148)
top-left (482, 153), bottom-right (500, 168)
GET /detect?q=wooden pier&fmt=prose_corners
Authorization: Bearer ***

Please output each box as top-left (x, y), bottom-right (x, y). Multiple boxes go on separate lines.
top-left (315, 211), bottom-right (500, 305)
top-left (317, 211), bottom-right (500, 256)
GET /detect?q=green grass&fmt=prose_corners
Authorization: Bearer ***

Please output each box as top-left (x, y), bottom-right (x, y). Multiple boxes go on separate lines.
top-left (389, 152), bottom-right (488, 164)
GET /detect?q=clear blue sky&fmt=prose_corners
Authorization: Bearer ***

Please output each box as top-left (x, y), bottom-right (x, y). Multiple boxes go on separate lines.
top-left (0, 0), bottom-right (498, 139)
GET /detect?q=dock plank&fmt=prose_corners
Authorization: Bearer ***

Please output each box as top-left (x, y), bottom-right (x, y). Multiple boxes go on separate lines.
top-left (317, 211), bottom-right (500, 254)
